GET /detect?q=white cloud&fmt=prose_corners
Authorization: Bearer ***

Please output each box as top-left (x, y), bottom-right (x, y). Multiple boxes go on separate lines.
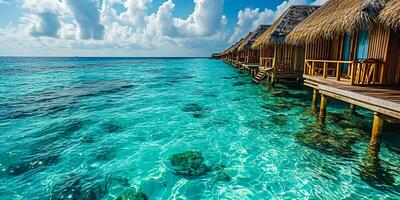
top-left (29, 12), bottom-right (60, 38)
top-left (65, 0), bottom-right (105, 40)
top-left (229, 0), bottom-right (326, 43)
top-left (229, 8), bottom-right (275, 43)
top-left (174, 0), bottom-right (225, 37)
top-left (0, 0), bottom-right (232, 56)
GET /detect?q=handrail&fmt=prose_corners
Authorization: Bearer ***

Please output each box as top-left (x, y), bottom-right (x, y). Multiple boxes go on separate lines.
top-left (260, 57), bottom-right (275, 70)
top-left (305, 59), bottom-right (354, 64)
top-left (304, 59), bottom-right (384, 86)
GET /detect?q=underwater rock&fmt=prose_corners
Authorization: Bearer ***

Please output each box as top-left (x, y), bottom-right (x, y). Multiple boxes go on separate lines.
top-left (102, 122), bottom-right (123, 133)
top-left (270, 115), bottom-right (288, 124)
top-left (7, 155), bottom-right (59, 176)
top-left (169, 151), bottom-right (211, 178)
top-left (169, 151), bottom-right (231, 181)
top-left (232, 81), bottom-right (248, 86)
top-left (182, 103), bottom-right (203, 113)
top-left (211, 165), bottom-right (231, 182)
top-left (52, 179), bottom-right (82, 200)
top-left (94, 147), bottom-right (116, 161)
top-left (116, 188), bottom-right (148, 200)
top-left (182, 103), bottom-right (211, 119)
top-left (51, 174), bottom-right (129, 200)
top-left (295, 125), bottom-right (356, 158)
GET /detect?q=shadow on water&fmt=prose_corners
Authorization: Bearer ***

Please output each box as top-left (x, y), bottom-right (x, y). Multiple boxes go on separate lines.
top-left (7, 154), bottom-right (59, 176)
top-left (4, 119), bottom-right (90, 176)
top-left (359, 146), bottom-right (400, 194)
top-left (0, 80), bottom-right (135, 121)
top-left (182, 103), bottom-right (213, 119)
top-left (295, 122), bottom-right (361, 158)
top-left (50, 173), bottom-right (130, 200)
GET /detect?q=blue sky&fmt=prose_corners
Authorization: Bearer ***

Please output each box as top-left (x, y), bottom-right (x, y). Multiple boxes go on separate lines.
top-left (0, 0), bottom-right (326, 57)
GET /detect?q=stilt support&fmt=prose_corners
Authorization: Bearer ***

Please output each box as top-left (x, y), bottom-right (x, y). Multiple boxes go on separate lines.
top-left (370, 112), bottom-right (384, 148)
top-left (350, 104), bottom-right (356, 115)
top-left (312, 88), bottom-right (318, 109)
top-left (319, 94), bottom-right (328, 122)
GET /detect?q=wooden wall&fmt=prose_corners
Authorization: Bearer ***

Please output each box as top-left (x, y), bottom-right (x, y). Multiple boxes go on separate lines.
top-left (261, 45), bottom-right (275, 58)
top-left (305, 39), bottom-right (330, 60)
top-left (385, 30), bottom-right (400, 84)
top-left (274, 44), bottom-right (305, 72)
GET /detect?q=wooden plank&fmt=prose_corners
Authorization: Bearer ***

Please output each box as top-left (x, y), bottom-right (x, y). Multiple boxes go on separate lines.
top-left (319, 84), bottom-right (400, 117)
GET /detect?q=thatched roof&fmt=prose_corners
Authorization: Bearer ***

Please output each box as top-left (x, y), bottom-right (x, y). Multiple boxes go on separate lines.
top-left (379, 0), bottom-right (400, 30)
top-left (228, 38), bottom-right (245, 53)
top-left (238, 25), bottom-right (270, 51)
top-left (286, 0), bottom-right (389, 45)
top-left (252, 5), bottom-right (320, 48)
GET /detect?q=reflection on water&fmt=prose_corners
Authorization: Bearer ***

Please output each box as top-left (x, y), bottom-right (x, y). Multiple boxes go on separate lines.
top-left (359, 146), bottom-right (398, 193)
top-left (296, 122), bottom-right (359, 157)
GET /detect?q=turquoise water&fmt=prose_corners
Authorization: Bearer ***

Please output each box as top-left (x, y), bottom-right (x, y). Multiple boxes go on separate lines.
top-left (0, 57), bottom-right (399, 199)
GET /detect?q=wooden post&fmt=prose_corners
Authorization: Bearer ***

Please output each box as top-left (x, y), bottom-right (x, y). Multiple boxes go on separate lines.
top-left (323, 62), bottom-right (328, 78)
top-left (336, 62), bottom-right (341, 81)
top-left (312, 88), bottom-right (319, 108)
top-left (319, 94), bottom-right (328, 121)
top-left (349, 104), bottom-right (356, 115)
top-left (370, 112), bottom-right (384, 148)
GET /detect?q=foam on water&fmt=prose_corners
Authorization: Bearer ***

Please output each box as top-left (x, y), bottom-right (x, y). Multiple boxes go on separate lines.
top-left (0, 57), bottom-right (399, 199)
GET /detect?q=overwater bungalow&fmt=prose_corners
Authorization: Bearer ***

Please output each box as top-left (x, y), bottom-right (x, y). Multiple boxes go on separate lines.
top-left (224, 39), bottom-right (244, 67)
top-left (286, 0), bottom-right (400, 149)
top-left (236, 25), bottom-right (270, 76)
top-left (251, 5), bottom-right (320, 84)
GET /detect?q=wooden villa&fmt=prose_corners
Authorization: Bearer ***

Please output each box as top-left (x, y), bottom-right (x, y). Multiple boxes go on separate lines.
top-left (236, 25), bottom-right (270, 76)
top-left (286, 0), bottom-right (400, 149)
top-left (226, 39), bottom-right (245, 67)
top-left (251, 5), bottom-right (320, 84)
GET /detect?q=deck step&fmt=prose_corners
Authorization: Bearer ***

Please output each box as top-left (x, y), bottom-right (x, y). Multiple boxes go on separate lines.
top-left (253, 70), bottom-right (268, 84)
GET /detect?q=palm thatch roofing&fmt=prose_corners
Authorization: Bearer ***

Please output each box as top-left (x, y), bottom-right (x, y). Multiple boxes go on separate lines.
top-left (252, 5), bottom-right (320, 48)
top-left (237, 25), bottom-right (270, 51)
top-left (286, 0), bottom-right (389, 45)
top-left (379, 0), bottom-right (400, 30)
top-left (228, 38), bottom-right (245, 53)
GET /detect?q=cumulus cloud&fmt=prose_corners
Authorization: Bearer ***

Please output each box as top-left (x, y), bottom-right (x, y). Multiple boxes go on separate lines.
top-left (20, 0), bottom-right (65, 38)
top-left (29, 12), bottom-right (60, 38)
top-left (1, 0), bottom-right (227, 55)
top-left (175, 0), bottom-right (225, 37)
top-left (122, 0), bottom-right (153, 25)
top-left (65, 0), bottom-right (105, 40)
top-left (229, 0), bottom-right (327, 43)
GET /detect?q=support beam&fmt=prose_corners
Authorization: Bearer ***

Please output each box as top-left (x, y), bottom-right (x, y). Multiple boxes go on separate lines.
top-left (349, 104), bottom-right (356, 115)
top-left (370, 112), bottom-right (384, 148)
top-left (319, 94), bottom-right (328, 121)
top-left (312, 88), bottom-right (319, 108)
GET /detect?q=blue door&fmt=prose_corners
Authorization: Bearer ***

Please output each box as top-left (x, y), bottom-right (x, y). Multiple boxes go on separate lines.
top-left (342, 34), bottom-right (351, 74)
top-left (356, 31), bottom-right (369, 60)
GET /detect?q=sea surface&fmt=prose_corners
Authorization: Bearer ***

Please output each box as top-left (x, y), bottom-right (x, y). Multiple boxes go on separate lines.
top-left (0, 57), bottom-right (399, 199)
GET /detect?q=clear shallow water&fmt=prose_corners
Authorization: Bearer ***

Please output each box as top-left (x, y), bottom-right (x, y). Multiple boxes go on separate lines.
top-left (0, 57), bottom-right (399, 199)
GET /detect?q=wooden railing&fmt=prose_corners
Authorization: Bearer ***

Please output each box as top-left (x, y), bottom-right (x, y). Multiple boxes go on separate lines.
top-left (275, 58), bottom-right (293, 72)
top-left (304, 59), bottom-right (384, 86)
top-left (260, 57), bottom-right (275, 68)
top-left (246, 56), bottom-right (259, 64)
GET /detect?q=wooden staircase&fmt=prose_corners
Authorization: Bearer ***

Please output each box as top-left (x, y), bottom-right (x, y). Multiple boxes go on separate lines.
top-left (253, 70), bottom-right (268, 83)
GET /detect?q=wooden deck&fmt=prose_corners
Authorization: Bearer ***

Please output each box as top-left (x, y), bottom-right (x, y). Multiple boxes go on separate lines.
top-left (318, 84), bottom-right (400, 119)
top-left (269, 71), bottom-right (303, 79)
top-left (241, 63), bottom-right (259, 69)
top-left (304, 75), bottom-right (351, 88)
